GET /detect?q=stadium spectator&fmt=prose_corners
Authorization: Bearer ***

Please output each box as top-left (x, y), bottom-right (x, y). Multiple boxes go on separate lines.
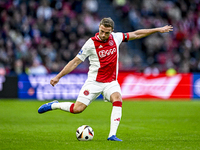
top-left (37, 0), bottom-right (52, 20)
top-left (0, 0), bottom-right (101, 75)
top-left (28, 59), bottom-right (48, 75)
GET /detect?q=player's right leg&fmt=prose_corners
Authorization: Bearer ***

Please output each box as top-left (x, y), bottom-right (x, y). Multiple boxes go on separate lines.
top-left (38, 100), bottom-right (59, 114)
top-left (38, 80), bottom-right (101, 114)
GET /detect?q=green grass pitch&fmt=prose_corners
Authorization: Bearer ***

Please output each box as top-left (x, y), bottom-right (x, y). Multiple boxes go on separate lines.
top-left (0, 99), bottom-right (200, 150)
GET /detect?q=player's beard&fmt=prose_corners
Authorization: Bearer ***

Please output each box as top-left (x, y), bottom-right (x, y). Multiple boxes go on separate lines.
top-left (99, 35), bottom-right (108, 41)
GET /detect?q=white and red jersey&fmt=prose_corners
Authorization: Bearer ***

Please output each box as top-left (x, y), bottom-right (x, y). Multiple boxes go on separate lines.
top-left (77, 32), bottom-right (129, 83)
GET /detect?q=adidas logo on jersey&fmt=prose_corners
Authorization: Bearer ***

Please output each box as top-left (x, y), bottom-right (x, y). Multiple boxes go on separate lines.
top-left (98, 45), bottom-right (103, 48)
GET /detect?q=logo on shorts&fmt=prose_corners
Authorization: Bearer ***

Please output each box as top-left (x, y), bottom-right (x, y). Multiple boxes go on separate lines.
top-left (83, 90), bottom-right (89, 96)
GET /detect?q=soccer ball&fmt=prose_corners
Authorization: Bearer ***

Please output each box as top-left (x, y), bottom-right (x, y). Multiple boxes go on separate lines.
top-left (76, 125), bottom-right (94, 141)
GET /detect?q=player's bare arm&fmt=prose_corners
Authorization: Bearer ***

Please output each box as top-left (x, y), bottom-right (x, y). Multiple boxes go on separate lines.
top-left (50, 57), bottom-right (82, 86)
top-left (128, 25), bottom-right (173, 40)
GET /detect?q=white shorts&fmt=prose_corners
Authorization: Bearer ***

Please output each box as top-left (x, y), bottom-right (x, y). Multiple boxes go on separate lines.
top-left (77, 80), bottom-right (121, 106)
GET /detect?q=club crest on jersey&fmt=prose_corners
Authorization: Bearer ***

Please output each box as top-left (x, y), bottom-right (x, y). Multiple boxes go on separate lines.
top-left (108, 40), bottom-right (114, 46)
top-left (99, 48), bottom-right (116, 58)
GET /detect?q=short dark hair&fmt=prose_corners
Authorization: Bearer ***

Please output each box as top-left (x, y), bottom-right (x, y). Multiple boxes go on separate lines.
top-left (100, 17), bottom-right (114, 29)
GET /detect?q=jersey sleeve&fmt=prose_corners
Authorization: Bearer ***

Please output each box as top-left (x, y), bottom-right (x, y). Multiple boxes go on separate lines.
top-left (76, 38), bottom-right (93, 62)
top-left (112, 32), bottom-right (130, 44)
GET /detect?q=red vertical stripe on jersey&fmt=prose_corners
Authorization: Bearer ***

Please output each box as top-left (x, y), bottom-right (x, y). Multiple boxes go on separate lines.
top-left (92, 34), bottom-right (118, 83)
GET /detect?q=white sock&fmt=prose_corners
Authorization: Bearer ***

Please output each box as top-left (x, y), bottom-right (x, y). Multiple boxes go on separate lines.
top-left (51, 102), bottom-right (74, 112)
top-left (108, 105), bottom-right (122, 137)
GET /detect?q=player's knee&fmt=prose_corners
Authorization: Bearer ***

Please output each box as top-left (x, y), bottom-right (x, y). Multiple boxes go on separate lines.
top-left (115, 95), bottom-right (122, 102)
top-left (110, 92), bottom-right (122, 103)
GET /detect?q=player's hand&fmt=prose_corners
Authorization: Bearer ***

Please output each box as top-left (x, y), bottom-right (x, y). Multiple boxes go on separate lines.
top-left (50, 77), bottom-right (60, 87)
top-left (159, 25), bottom-right (173, 33)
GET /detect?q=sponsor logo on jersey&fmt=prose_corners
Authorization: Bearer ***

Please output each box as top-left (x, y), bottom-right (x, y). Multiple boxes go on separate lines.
top-left (98, 48), bottom-right (116, 58)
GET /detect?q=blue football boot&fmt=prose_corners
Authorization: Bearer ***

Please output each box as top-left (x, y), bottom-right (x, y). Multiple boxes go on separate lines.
top-left (38, 100), bottom-right (58, 114)
top-left (107, 135), bottom-right (122, 141)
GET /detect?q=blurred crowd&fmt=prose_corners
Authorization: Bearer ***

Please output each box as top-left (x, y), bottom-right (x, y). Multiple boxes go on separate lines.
top-left (0, 0), bottom-right (99, 75)
top-left (112, 0), bottom-right (200, 74)
top-left (1, 0), bottom-right (200, 76)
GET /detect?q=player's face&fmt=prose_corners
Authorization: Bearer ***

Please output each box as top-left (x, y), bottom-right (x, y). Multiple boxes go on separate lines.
top-left (99, 25), bottom-right (113, 41)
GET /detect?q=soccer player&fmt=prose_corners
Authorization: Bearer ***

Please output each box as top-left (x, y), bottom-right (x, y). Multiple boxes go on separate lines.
top-left (38, 17), bottom-right (173, 141)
